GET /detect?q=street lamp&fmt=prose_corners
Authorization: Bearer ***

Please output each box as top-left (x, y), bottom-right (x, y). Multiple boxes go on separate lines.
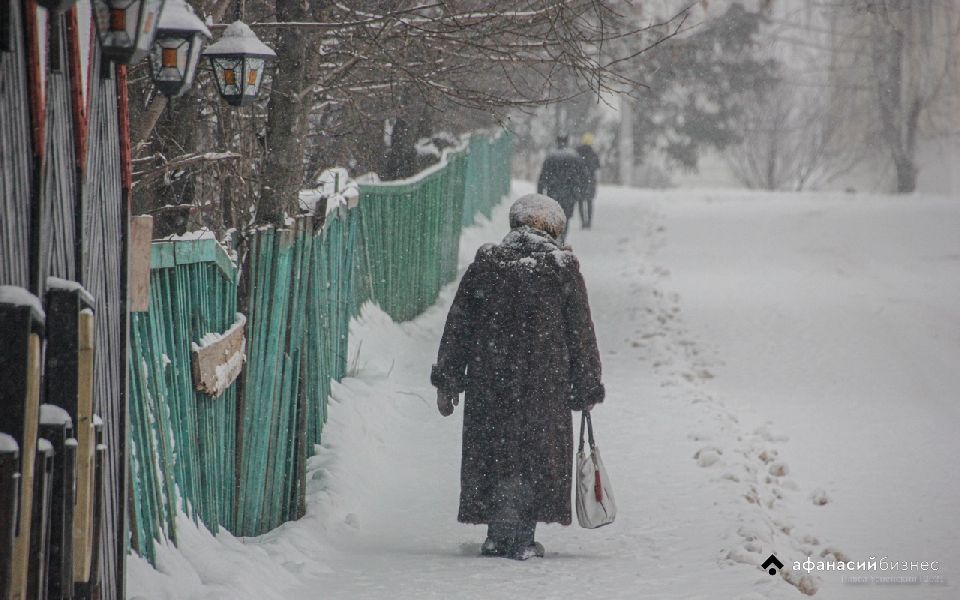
top-left (202, 21), bottom-right (275, 107)
top-left (91, 0), bottom-right (166, 64)
top-left (148, 0), bottom-right (210, 96)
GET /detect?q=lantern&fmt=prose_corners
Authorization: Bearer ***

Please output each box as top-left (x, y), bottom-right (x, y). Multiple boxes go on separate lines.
top-left (92, 0), bottom-right (166, 64)
top-left (148, 0), bottom-right (209, 96)
top-left (202, 21), bottom-right (275, 107)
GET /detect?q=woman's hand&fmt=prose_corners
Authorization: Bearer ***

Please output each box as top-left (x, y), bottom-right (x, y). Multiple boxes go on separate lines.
top-left (437, 390), bottom-right (459, 416)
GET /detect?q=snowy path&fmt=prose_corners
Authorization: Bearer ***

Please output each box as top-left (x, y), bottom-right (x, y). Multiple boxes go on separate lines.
top-left (128, 184), bottom-right (959, 600)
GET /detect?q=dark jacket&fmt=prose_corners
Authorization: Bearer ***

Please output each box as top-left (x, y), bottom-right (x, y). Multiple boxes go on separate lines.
top-left (432, 227), bottom-right (605, 525)
top-left (575, 144), bottom-right (600, 199)
top-left (537, 149), bottom-right (591, 214)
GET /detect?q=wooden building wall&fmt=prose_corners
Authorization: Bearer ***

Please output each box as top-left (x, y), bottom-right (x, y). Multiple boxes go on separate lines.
top-left (0, 0), bottom-right (128, 597)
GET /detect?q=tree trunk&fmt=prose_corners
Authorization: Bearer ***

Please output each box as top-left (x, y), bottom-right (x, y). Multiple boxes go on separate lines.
top-left (618, 95), bottom-right (633, 186)
top-left (258, 0), bottom-right (313, 225)
top-left (870, 5), bottom-right (921, 194)
top-left (894, 155), bottom-right (918, 193)
top-left (383, 117), bottom-right (418, 180)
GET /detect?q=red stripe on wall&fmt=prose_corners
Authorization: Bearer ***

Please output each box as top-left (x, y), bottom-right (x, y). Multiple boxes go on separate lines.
top-left (65, 4), bottom-right (88, 172)
top-left (21, 0), bottom-right (45, 162)
top-left (116, 64), bottom-right (132, 193)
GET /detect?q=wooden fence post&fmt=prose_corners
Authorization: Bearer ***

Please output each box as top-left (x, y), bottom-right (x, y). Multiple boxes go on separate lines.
top-left (0, 292), bottom-right (44, 600)
top-left (71, 310), bottom-right (95, 594)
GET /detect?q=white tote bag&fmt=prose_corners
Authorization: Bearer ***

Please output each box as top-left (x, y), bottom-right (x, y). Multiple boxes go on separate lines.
top-left (576, 412), bottom-right (617, 528)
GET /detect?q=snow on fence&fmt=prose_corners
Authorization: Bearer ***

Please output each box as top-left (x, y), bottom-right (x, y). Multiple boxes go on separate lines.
top-left (127, 130), bottom-right (512, 561)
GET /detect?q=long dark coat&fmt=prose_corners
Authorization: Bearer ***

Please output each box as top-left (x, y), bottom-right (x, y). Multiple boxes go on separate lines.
top-left (537, 149), bottom-right (591, 216)
top-left (575, 144), bottom-right (600, 200)
top-left (431, 227), bottom-right (605, 525)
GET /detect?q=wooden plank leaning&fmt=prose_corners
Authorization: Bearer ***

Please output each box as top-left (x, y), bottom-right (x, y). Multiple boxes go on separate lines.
top-left (71, 310), bottom-right (95, 590)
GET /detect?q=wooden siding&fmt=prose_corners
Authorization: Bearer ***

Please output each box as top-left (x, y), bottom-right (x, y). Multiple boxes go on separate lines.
top-left (0, 0), bottom-right (33, 289)
top-left (79, 45), bottom-right (126, 600)
top-left (1, 2), bottom-right (127, 597)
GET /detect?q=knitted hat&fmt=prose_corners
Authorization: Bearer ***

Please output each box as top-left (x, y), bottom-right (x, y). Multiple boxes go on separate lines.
top-left (508, 193), bottom-right (567, 238)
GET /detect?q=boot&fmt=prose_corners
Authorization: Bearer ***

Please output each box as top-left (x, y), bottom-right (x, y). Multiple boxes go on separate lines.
top-left (480, 537), bottom-right (507, 557)
top-left (512, 541), bottom-right (545, 561)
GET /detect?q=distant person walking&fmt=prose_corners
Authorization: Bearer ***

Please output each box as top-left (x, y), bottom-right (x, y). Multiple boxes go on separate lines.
top-left (575, 133), bottom-right (600, 229)
top-left (432, 194), bottom-right (605, 561)
top-left (537, 135), bottom-right (590, 242)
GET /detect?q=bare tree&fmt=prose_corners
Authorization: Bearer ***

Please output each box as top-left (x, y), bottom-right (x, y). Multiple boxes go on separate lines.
top-left (850, 0), bottom-right (960, 192)
top-left (725, 78), bottom-right (864, 191)
top-left (128, 0), bottom-right (688, 229)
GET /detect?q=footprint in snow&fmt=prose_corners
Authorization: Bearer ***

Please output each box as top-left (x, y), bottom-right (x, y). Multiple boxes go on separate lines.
top-left (810, 488), bottom-right (830, 506)
top-left (768, 462), bottom-right (789, 477)
top-left (757, 449), bottom-right (778, 464)
top-left (693, 446), bottom-right (723, 467)
top-left (754, 424), bottom-right (789, 443)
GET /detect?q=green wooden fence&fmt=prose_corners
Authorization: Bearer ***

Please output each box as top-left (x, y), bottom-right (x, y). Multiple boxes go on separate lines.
top-left (128, 130), bottom-right (512, 559)
top-left (234, 208), bottom-right (358, 535)
top-left (128, 238), bottom-right (239, 564)
top-left (352, 148), bottom-right (467, 322)
top-left (462, 133), bottom-right (513, 227)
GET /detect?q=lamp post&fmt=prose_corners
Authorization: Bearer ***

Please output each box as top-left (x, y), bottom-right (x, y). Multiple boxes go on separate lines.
top-left (148, 0), bottom-right (210, 97)
top-left (202, 20), bottom-right (275, 107)
top-left (91, 0), bottom-right (166, 64)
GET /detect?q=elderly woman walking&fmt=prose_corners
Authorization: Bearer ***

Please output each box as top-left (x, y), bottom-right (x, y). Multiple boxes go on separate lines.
top-left (431, 193), bottom-right (605, 560)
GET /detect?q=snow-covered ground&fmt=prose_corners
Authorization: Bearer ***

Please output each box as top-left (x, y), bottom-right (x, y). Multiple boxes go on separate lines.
top-left (127, 183), bottom-right (960, 600)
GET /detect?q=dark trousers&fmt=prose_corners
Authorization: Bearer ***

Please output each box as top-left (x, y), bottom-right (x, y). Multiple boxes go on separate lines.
top-left (559, 202), bottom-right (576, 244)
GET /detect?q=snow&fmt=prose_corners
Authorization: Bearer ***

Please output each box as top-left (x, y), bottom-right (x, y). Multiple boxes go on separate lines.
top-left (38, 438), bottom-right (53, 454)
top-left (126, 183), bottom-right (959, 599)
top-left (517, 256), bottom-right (537, 269)
top-left (191, 313), bottom-right (246, 397)
top-left (202, 21), bottom-right (275, 59)
top-left (39, 404), bottom-right (72, 427)
top-left (415, 138), bottom-right (441, 158)
top-left (164, 228), bottom-right (217, 242)
top-left (46, 276), bottom-right (95, 306)
top-left (507, 193), bottom-right (566, 237)
top-left (192, 313), bottom-right (246, 349)
top-left (0, 285), bottom-right (44, 321)
top-left (651, 187), bottom-right (960, 598)
top-left (299, 168), bottom-right (359, 214)
top-left (157, 0), bottom-right (210, 37)
top-left (0, 433), bottom-right (17, 454)
top-left (364, 138), bottom-right (469, 188)
top-left (212, 338), bottom-right (246, 394)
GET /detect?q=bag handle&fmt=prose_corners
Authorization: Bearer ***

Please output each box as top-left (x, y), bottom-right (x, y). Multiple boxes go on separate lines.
top-left (578, 411), bottom-right (596, 454)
